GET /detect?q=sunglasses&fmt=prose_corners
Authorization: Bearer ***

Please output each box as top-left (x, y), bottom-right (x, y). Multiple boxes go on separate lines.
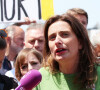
top-left (0, 29), bottom-right (7, 39)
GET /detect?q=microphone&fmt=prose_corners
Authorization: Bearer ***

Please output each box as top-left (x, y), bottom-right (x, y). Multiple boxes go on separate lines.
top-left (15, 69), bottom-right (42, 90)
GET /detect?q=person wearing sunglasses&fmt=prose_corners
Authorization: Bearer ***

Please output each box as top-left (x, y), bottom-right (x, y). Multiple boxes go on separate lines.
top-left (0, 25), bottom-right (25, 75)
top-left (0, 29), bottom-right (18, 90)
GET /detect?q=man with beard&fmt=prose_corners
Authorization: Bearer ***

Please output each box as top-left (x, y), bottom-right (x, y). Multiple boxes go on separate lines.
top-left (0, 25), bottom-right (25, 75)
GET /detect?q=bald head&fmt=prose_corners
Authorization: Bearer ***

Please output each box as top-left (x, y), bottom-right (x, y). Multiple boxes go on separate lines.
top-left (6, 25), bottom-right (24, 38)
top-left (6, 25), bottom-right (25, 54)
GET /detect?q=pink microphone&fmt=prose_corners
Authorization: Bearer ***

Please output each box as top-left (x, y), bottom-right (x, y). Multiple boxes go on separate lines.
top-left (15, 69), bottom-right (42, 90)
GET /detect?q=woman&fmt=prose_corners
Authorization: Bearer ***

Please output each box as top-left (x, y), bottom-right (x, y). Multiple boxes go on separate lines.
top-left (15, 48), bottom-right (43, 81)
top-left (34, 14), bottom-right (96, 90)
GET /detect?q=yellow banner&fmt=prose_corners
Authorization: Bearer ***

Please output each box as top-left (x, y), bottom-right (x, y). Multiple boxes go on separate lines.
top-left (41, 0), bottom-right (54, 20)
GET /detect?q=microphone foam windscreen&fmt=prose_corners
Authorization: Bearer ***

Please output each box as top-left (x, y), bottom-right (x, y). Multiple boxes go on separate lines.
top-left (16, 69), bottom-right (42, 90)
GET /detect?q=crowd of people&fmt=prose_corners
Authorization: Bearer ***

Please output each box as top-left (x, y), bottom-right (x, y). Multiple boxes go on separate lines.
top-left (0, 8), bottom-right (100, 90)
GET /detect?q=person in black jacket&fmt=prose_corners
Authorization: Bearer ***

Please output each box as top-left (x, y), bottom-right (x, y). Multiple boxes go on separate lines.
top-left (0, 29), bottom-right (18, 90)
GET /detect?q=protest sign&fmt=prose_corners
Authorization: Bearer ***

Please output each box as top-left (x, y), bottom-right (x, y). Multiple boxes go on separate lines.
top-left (0, 0), bottom-right (54, 22)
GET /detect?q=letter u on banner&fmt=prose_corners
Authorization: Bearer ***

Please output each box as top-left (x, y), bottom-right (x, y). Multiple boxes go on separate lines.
top-left (41, 0), bottom-right (54, 20)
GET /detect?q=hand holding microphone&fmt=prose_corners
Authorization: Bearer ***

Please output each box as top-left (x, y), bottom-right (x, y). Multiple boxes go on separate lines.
top-left (15, 69), bottom-right (42, 90)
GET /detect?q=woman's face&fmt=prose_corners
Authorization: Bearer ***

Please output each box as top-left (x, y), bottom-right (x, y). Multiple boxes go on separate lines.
top-left (48, 21), bottom-right (82, 64)
top-left (20, 53), bottom-right (41, 76)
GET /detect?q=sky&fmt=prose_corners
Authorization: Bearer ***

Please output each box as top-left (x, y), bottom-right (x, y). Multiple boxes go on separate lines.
top-left (0, 0), bottom-right (100, 29)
